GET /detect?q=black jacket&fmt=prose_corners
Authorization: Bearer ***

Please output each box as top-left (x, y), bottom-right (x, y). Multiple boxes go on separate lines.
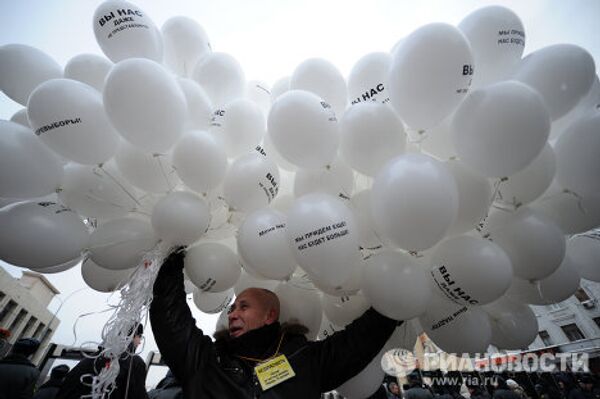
top-left (0, 353), bottom-right (40, 399)
top-left (150, 250), bottom-right (398, 399)
top-left (33, 378), bottom-right (63, 399)
top-left (55, 350), bottom-right (148, 399)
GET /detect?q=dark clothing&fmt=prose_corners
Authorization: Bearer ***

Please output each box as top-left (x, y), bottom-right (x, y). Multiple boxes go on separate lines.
top-left (33, 378), bottom-right (63, 399)
top-left (150, 249), bottom-right (398, 399)
top-left (0, 353), bottom-right (40, 399)
top-left (368, 385), bottom-right (389, 399)
top-left (469, 387), bottom-right (492, 399)
top-left (56, 351), bottom-right (148, 399)
top-left (403, 386), bottom-right (434, 399)
top-left (148, 373), bottom-right (183, 399)
top-left (493, 389), bottom-right (522, 399)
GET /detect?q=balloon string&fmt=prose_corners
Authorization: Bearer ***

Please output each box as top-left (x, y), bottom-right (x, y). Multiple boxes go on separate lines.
top-left (83, 193), bottom-right (130, 211)
top-left (154, 154), bottom-right (175, 192)
top-left (98, 164), bottom-right (142, 207)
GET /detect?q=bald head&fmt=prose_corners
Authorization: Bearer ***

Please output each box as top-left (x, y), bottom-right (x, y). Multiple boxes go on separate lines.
top-left (228, 288), bottom-right (281, 338)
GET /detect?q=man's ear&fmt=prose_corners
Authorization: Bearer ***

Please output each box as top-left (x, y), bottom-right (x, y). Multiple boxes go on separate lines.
top-left (265, 308), bottom-right (278, 325)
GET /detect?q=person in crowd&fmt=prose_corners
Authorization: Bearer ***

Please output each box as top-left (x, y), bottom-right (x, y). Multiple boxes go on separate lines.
top-left (557, 373), bottom-right (587, 399)
top-left (33, 364), bottom-right (70, 399)
top-left (507, 379), bottom-right (529, 399)
top-left (148, 369), bottom-right (183, 399)
top-left (387, 381), bottom-right (403, 399)
top-left (0, 337), bottom-right (41, 399)
top-left (577, 375), bottom-right (600, 399)
top-left (493, 377), bottom-right (522, 399)
top-left (368, 383), bottom-right (391, 399)
top-left (56, 324), bottom-right (148, 399)
top-left (404, 372), bottom-right (434, 399)
top-left (150, 248), bottom-right (399, 398)
top-left (467, 380), bottom-right (491, 399)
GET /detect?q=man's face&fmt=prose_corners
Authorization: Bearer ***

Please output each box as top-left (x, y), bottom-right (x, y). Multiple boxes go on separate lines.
top-left (390, 383), bottom-right (400, 394)
top-left (132, 334), bottom-right (142, 349)
top-left (228, 290), bottom-right (274, 338)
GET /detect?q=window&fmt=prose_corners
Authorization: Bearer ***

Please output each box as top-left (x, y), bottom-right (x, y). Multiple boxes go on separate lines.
top-left (539, 330), bottom-right (553, 346)
top-left (561, 323), bottom-right (585, 342)
top-left (9, 309), bottom-right (27, 332)
top-left (0, 291), bottom-right (5, 303)
top-left (0, 300), bottom-right (16, 325)
top-left (18, 316), bottom-right (37, 340)
top-left (32, 324), bottom-right (45, 339)
top-left (594, 317), bottom-right (600, 330)
top-left (574, 288), bottom-right (591, 302)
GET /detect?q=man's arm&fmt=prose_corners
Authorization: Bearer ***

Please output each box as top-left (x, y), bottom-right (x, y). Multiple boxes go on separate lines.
top-left (308, 308), bottom-right (398, 392)
top-left (149, 249), bottom-right (214, 382)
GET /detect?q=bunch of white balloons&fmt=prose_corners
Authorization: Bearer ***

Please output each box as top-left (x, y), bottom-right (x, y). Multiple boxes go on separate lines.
top-left (1, 2), bottom-right (600, 396)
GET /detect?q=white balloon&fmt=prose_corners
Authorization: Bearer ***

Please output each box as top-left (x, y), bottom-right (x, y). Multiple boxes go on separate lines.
top-left (234, 269), bottom-right (279, 296)
top-left (223, 152), bottom-right (280, 212)
top-left (451, 81), bottom-right (551, 178)
top-left (259, 135), bottom-right (297, 172)
top-left (294, 159), bottom-right (354, 199)
top-left (340, 102), bottom-right (406, 176)
top-left (59, 162), bottom-right (140, 220)
top-left (496, 144), bottom-right (556, 207)
top-left (193, 287), bottom-right (234, 314)
top-left (419, 294), bottom-right (492, 354)
top-left (162, 16), bottom-right (211, 77)
top-left (387, 321), bottom-right (419, 351)
top-left (0, 44), bottom-right (62, 105)
top-left (504, 277), bottom-right (547, 306)
top-left (275, 282), bottom-right (322, 340)
top-left (310, 257), bottom-right (363, 297)
top-left (538, 254), bottom-right (581, 303)
top-left (81, 258), bottom-right (135, 293)
top-left (336, 346), bottom-right (386, 399)
top-left (362, 250), bottom-right (431, 320)
top-left (514, 44), bottom-right (596, 120)
top-left (483, 296), bottom-right (538, 350)
top-left (389, 23), bottom-right (473, 130)
top-left (317, 313), bottom-right (343, 340)
top-left (530, 182), bottom-right (600, 235)
top-left (104, 58), bottom-right (187, 152)
top-left (347, 52), bottom-right (391, 106)
top-left (458, 6), bottom-right (525, 88)
top-left (486, 207), bottom-right (565, 280)
top-left (350, 190), bottom-right (384, 250)
top-left (27, 78), bottom-right (120, 165)
top-left (268, 90), bottom-right (339, 169)
top-left (178, 78), bottom-right (213, 130)
top-left (320, 291), bottom-right (370, 326)
top-left (30, 256), bottom-right (82, 274)
top-left (10, 109), bottom-right (30, 127)
top-left (89, 217), bottom-right (159, 270)
top-left (93, 0), bottom-right (163, 63)
top-left (554, 113), bottom-right (600, 197)
top-left (445, 159), bottom-right (492, 237)
top-left (567, 234), bottom-right (600, 282)
top-left (0, 120), bottom-right (63, 199)
top-left (270, 76), bottom-right (290, 103)
top-left (430, 235), bottom-right (513, 306)
top-left (290, 58), bottom-right (347, 117)
top-left (237, 208), bottom-right (297, 280)
top-left (64, 54), bottom-right (113, 92)
top-left (420, 115), bottom-right (457, 161)
top-left (371, 153), bottom-right (458, 251)
top-left (0, 201), bottom-right (89, 269)
top-left (171, 130), bottom-right (227, 194)
top-left (210, 98), bottom-right (266, 158)
top-left (192, 52), bottom-right (245, 107)
top-left (245, 80), bottom-right (271, 114)
top-left (286, 193), bottom-right (361, 287)
top-left (185, 242), bottom-right (241, 293)
top-left (550, 75), bottom-right (600, 140)
top-left (151, 191), bottom-right (210, 245)
top-left (115, 141), bottom-right (180, 193)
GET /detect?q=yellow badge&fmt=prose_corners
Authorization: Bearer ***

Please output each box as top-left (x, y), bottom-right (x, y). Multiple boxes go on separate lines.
top-left (254, 354), bottom-right (296, 391)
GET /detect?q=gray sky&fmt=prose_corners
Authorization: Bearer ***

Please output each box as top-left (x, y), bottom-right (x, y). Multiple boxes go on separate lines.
top-left (1, 0), bottom-right (599, 387)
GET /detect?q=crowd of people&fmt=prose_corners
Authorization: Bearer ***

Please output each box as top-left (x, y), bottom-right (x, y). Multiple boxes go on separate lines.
top-left (321, 371), bottom-right (600, 399)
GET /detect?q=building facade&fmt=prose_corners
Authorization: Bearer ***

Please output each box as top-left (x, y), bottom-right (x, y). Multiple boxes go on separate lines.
top-left (0, 267), bottom-right (60, 364)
